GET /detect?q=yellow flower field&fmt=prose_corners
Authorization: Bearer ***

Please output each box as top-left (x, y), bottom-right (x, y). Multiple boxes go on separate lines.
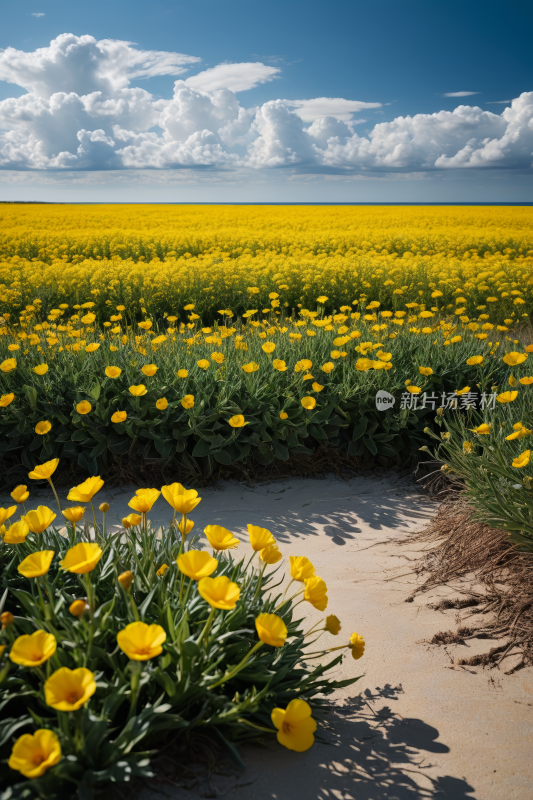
top-left (0, 205), bottom-right (532, 322)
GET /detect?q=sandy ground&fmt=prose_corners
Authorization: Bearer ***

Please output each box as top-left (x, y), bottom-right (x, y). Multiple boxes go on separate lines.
top-left (3, 471), bottom-right (532, 800)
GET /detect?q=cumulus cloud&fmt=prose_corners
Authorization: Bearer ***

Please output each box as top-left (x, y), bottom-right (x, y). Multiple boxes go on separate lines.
top-left (0, 34), bottom-right (531, 174)
top-left (443, 91), bottom-right (480, 97)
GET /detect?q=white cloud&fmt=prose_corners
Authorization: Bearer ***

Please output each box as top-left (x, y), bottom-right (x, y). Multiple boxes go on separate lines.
top-left (31, 12), bottom-right (45, 17)
top-left (185, 62), bottom-right (279, 93)
top-left (443, 91), bottom-right (480, 97)
top-left (0, 35), bottom-right (531, 174)
top-left (486, 100), bottom-right (512, 105)
top-left (284, 98), bottom-right (381, 122)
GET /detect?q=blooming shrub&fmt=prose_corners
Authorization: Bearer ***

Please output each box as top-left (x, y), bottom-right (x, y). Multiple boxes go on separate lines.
top-left (0, 465), bottom-right (364, 798)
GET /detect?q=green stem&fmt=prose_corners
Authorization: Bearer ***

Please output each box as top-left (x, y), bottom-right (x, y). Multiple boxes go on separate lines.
top-left (275, 588), bottom-right (303, 612)
top-left (196, 606), bottom-right (217, 645)
top-left (209, 641), bottom-right (264, 689)
top-left (252, 562), bottom-right (267, 603)
top-left (89, 501), bottom-right (98, 541)
top-left (47, 477), bottom-right (62, 515)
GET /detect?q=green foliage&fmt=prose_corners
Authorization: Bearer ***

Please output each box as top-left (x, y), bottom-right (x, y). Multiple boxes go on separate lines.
top-left (0, 511), bottom-right (361, 799)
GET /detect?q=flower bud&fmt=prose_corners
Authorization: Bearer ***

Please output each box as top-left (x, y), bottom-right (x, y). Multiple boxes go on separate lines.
top-left (118, 570), bottom-right (133, 591)
top-left (436, 407), bottom-right (444, 417)
top-left (99, 502), bottom-right (110, 513)
top-left (1, 611), bottom-right (14, 628)
top-left (69, 599), bottom-right (87, 617)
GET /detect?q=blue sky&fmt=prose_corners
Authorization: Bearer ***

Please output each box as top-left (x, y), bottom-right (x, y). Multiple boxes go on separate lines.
top-left (0, 0), bottom-right (532, 201)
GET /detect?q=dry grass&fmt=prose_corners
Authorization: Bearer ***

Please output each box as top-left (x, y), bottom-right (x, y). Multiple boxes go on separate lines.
top-left (405, 497), bottom-right (533, 672)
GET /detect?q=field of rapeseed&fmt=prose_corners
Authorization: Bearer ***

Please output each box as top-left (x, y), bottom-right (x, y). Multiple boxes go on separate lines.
top-left (0, 205), bottom-right (532, 323)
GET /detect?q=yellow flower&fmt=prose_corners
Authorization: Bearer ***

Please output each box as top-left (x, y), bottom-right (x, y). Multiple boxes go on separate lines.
top-left (156, 563), bottom-right (169, 577)
top-left (8, 729), bottom-right (61, 779)
top-left (25, 506), bottom-right (56, 534)
top-left (325, 614), bottom-right (341, 635)
top-left (28, 458), bottom-right (59, 480)
top-left (211, 351), bottom-right (225, 364)
top-left (198, 575), bottom-right (241, 609)
top-left (295, 359), bottom-right (313, 372)
top-left (262, 342), bottom-right (276, 354)
top-left (289, 556), bottom-right (315, 582)
top-left (455, 386), bottom-right (471, 396)
top-left (406, 385), bottom-right (421, 394)
top-left (111, 410), bottom-right (127, 423)
top-left (418, 366), bottom-right (433, 376)
top-left (0, 358), bottom-right (17, 372)
top-left (128, 488), bottom-right (161, 513)
top-left (118, 571), bottom-right (133, 591)
top-left (467, 356), bottom-right (484, 366)
top-left (228, 414), bottom-right (249, 428)
top-left (181, 394), bottom-right (195, 409)
top-left (117, 621), bottom-right (167, 661)
top-left (321, 362), bottom-right (334, 373)
top-left (33, 364), bottom-right (48, 375)
top-left (62, 506), bottom-right (85, 523)
top-left (4, 519), bottom-right (30, 543)
top-left (67, 476), bottom-right (104, 502)
top-left (45, 667), bottom-right (96, 710)
top-left (178, 517), bottom-right (195, 537)
top-left (503, 352), bottom-right (527, 367)
top-left (197, 359), bottom-right (210, 370)
top-left (99, 502), bottom-right (109, 512)
top-left (204, 524), bottom-right (240, 550)
top-left (69, 599), bottom-right (87, 616)
top-left (350, 631), bottom-right (365, 659)
top-left (259, 544), bottom-right (282, 564)
top-left (242, 362), bottom-right (259, 373)
top-left (11, 485), bottom-right (29, 504)
top-left (138, 320), bottom-right (152, 330)
top-left (463, 441), bottom-right (474, 453)
top-left (141, 364), bottom-right (158, 376)
top-left (10, 630), bottom-right (57, 667)
top-left (512, 450), bottom-right (530, 468)
top-left (304, 575), bottom-right (328, 610)
top-left (0, 505), bottom-right (16, 526)
top-left (247, 524), bottom-right (276, 551)
top-left (184, 303), bottom-right (195, 310)
top-left (122, 513), bottom-right (142, 529)
top-left (162, 482), bottom-right (201, 514)
top-left (60, 542), bottom-right (102, 574)
top-left (317, 295), bottom-right (328, 304)
top-left (76, 401), bottom-right (92, 415)
top-left (255, 613), bottom-right (287, 647)
top-left (1, 611), bottom-right (14, 628)
top-left (0, 392), bottom-right (15, 407)
top-left (177, 369), bottom-right (189, 378)
top-left (18, 550), bottom-right (55, 578)
top-left (271, 699), bottom-right (316, 752)
top-left (497, 391), bottom-right (518, 403)
top-left (35, 420), bottom-right (51, 435)
top-left (177, 550), bottom-right (218, 580)
top-left (85, 343), bottom-right (100, 353)
top-left (105, 366), bottom-right (121, 378)
top-left (129, 384), bottom-right (147, 396)
top-left (280, 411), bottom-right (289, 419)
top-left (312, 382), bottom-right (324, 392)
top-left (519, 377), bottom-right (533, 385)
top-left (470, 423), bottom-right (491, 434)
top-left (155, 397), bottom-right (168, 411)
top-left (301, 396), bottom-right (316, 410)
top-left (273, 359), bottom-right (287, 371)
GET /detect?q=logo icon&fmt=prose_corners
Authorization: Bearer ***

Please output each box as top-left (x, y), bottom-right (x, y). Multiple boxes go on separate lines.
top-left (375, 390), bottom-right (395, 411)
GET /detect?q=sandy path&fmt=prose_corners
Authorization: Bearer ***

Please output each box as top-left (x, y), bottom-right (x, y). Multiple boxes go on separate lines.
top-left (3, 471), bottom-right (532, 799)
